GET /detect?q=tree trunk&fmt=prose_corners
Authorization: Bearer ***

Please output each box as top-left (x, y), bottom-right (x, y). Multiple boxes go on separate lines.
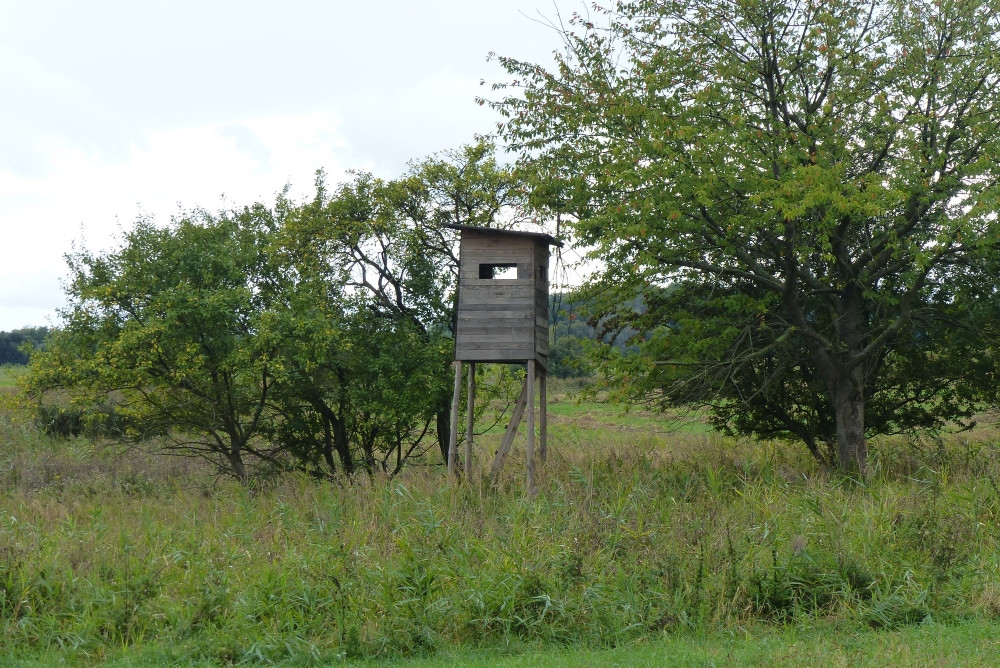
top-left (321, 416), bottom-right (337, 476)
top-left (332, 413), bottom-right (353, 475)
top-left (227, 446), bottom-right (247, 482)
top-left (436, 406), bottom-right (450, 465)
top-left (831, 365), bottom-right (867, 474)
top-left (310, 394), bottom-right (355, 476)
top-left (796, 285), bottom-right (869, 475)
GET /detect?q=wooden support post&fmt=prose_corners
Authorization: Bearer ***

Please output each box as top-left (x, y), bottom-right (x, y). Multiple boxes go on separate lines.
top-left (489, 379), bottom-right (529, 482)
top-left (465, 362), bottom-right (475, 478)
top-left (526, 360), bottom-right (536, 495)
top-left (539, 368), bottom-right (547, 464)
top-left (447, 361), bottom-right (462, 479)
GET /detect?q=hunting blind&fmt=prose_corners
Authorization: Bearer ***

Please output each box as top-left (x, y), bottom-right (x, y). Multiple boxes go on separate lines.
top-left (444, 224), bottom-right (562, 493)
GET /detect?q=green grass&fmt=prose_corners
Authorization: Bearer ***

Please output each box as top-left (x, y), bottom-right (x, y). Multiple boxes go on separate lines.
top-left (3, 385), bottom-right (1000, 665)
top-left (473, 377), bottom-right (712, 438)
top-left (546, 394), bottom-right (714, 435)
top-left (9, 617), bottom-right (1000, 666)
top-left (376, 618), bottom-right (1000, 667)
top-left (0, 364), bottom-right (19, 388)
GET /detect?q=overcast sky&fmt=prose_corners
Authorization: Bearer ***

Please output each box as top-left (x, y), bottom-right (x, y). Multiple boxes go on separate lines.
top-left (0, 0), bottom-right (579, 331)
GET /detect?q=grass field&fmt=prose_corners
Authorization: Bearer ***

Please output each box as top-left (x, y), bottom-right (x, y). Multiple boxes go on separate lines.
top-left (365, 619), bottom-right (1000, 667)
top-left (10, 618), bottom-right (1000, 666)
top-left (0, 364), bottom-right (18, 388)
top-left (546, 391), bottom-right (714, 436)
top-left (3, 380), bottom-right (1000, 665)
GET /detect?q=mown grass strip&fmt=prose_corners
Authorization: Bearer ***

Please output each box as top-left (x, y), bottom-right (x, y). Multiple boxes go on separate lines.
top-left (374, 618), bottom-right (1000, 668)
top-left (10, 618), bottom-right (999, 667)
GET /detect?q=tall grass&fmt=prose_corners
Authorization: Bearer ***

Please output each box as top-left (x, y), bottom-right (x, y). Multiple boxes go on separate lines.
top-left (2, 391), bottom-right (1000, 664)
top-left (0, 364), bottom-right (19, 389)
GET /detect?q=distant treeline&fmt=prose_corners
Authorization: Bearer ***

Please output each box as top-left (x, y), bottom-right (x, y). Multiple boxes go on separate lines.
top-left (548, 292), bottom-right (639, 378)
top-left (0, 327), bottom-right (49, 365)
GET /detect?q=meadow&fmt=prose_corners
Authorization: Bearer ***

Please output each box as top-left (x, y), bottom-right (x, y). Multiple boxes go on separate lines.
top-left (3, 376), bottom-right (1000, 665)
top-left (0, 365), bottom-right (19, 388)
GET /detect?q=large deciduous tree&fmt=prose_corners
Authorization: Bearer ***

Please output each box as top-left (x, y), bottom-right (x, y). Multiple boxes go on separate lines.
top-left (283, 142), bottom-right (531, 464)
top-left (24, 143), bottom-right (530, 481)
top-left (491, 0), bottom-right (1000, 471)
top-left (24, 207), bottom-right (286, 480)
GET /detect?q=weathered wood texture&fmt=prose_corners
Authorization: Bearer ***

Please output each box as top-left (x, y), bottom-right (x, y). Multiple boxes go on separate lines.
top-left (539, 371), bottom-right (547, 464)
top-left (447, 361), bottom-right (462, 479)
top-left (465, 362), bottom-right (475, 478)
top-left (489, 379), bottom-right (529, 481)
top-left (446, 225), bottom-right (559, 489)
top-left (526, 359), bottom-right (536, 495)
top-left (454, 228), bottom-right (553, 364)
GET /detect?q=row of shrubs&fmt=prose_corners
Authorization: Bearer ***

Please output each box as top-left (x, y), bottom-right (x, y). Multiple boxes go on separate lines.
top-left (33, 403), bottom-right (166, 441)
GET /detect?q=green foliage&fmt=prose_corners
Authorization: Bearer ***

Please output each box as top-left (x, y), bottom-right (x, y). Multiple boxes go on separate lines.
top-left (0, 328), bottom-right (49, 366)
top-left (22, 206), bottom-right (286, 480)
top-left (746, 548), bottom-right (875, 620)
top-left (548, 334), bottom-right (592, 379)
top-left (548, 291), bottom-right (641, 379)
top-left (491, 0), bottom-right (1000, 472)
top-left (20, 143), bottom-right (528, 481)
top-left (548, 293), bottom-right (596, 379)
top-left (276, 141), bottom-right (532, 470)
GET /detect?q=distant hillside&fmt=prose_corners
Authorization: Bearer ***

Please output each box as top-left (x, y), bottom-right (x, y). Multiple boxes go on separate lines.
top-left (548, 292), bottom-right (640, 378)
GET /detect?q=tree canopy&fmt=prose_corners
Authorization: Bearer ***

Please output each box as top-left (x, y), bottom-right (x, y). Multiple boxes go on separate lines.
top-left (24, 206), bottom-right (287, 479)
top-left (491, 0), bottom-right (1000, 471)
top-left (23, 143), bottom-right (527, 481)
top-left (0, 327), bottom-right (49, 365)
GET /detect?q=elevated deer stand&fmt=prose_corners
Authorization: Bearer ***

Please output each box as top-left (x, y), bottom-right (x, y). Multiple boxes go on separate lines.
top-left (444, 224), bottom-right (562, 494)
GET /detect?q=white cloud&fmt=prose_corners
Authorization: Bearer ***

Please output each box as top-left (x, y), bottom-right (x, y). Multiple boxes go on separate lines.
top-left (0, 0), bottom-right (574, 332)
top-left (0, 46), bottom-right (139, 177)
top-left (0, 112), bottom-right (353, 330)
top-left (333, 69), bottom-right (500, 174)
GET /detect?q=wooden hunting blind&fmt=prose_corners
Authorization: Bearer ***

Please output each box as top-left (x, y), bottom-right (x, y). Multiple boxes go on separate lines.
top-left (444, 224), bottom-right (563, 493)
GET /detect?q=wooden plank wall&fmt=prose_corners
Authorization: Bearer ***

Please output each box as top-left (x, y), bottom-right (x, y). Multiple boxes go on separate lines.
top-left (534, 241), bottom-right (550, 365)
top-left (455, 232), bottom-right (543, 363)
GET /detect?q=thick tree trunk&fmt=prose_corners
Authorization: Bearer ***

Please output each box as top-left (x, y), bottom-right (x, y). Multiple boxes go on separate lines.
top-left (227, 446), bottom-right (247, 482)
top-left (332, 414), bottom-right (353, 474)
top-left (793, 287), bottom-right (870, 474)
top-left (831, 365), bottom-right (867, 474)
top-left (321, 417), bottom-right (337, 476)
top-left (221, 417), bottom-right (249, 482)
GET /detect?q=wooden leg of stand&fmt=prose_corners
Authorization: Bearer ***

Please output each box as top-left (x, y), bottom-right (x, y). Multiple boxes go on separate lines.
top-left (447, 361), bottom-right (462, 479)
top-left (526, 360), bottom-right (536, 496)
top-left (539, 369), bottom-right (547, 464)
top-left (490, 379), bottom-right (528, 482)
top-left (465, 362), bottom-right (475, 478)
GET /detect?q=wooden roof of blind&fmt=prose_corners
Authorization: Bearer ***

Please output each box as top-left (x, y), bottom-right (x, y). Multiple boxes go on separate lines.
top-left (442, 223), bottom-right (563, 248)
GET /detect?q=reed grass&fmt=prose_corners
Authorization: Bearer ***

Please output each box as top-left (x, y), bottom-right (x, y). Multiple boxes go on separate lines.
top-left (2, 388), bottom-right (1000, 664)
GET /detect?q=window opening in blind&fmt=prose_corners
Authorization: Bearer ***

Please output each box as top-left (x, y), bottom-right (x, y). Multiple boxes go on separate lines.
top-left (479, 263), bottom-right (519, 279)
